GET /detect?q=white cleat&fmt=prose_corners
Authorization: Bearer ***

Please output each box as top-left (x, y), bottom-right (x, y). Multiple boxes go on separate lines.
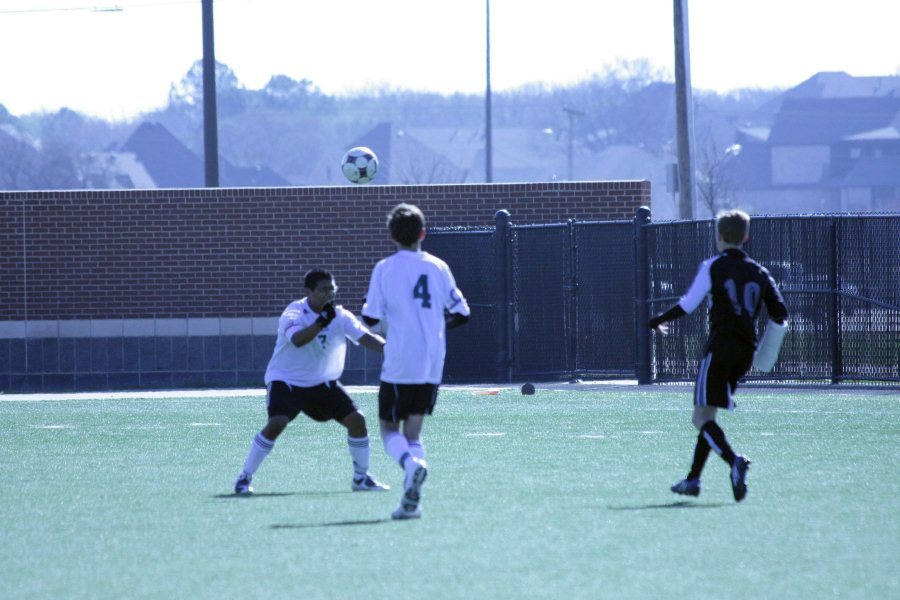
top-left (352, 474), bottom-right (391, 492)
top-left (391, 503), bottom-right (422, 520)
top-left (404, 458), bottom-right (428, 495)
top-left (392, 457), bottom-right (428, 520)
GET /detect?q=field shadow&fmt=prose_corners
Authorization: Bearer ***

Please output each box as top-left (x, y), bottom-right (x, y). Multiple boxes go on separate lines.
top-left (607, 501), bottom-right (732, 510)
top-left (270, 518), bottom-right (391, 529)
top-left (212, 490), bottom-right (352, 499)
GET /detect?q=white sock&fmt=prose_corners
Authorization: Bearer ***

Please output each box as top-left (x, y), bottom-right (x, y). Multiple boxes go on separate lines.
top-left (348, 435), bottom-right (370, 479)
top-left (240, 432), bottom-right (274, 477)
top-left (408, 438), bottom-right (426, 462)
top-left (383, 431), bottom-right (412, 469)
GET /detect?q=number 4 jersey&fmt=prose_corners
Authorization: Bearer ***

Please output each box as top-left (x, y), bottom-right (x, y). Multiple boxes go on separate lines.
top-left (678, 248), bottom-right (788, 348)
top-left (363, 249), bottom-right (471, 384)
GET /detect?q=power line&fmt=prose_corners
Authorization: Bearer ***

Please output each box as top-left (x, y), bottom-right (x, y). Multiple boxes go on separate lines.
top-left (0, 1), bottom-right (200, 15)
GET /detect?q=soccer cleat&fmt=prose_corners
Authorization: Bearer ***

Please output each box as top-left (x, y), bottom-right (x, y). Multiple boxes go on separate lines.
top-left (670, 477), bottom-right (701, 497)
top-left (404, 458), bottom-right (428, 497)
top-left (352, 474), bottom-right (390, 492)
top-left (391, 503), bottom-right (422, 520)
top-left (731, 455), bottom-right (751, 502)
top-left (234, 472), bottom-right (254, 495)
top-left (393, 457), bottom-right (428, 519)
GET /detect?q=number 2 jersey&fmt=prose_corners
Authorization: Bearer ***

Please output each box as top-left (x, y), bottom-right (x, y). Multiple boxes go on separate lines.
top-left (362, 249), bottom-right (470, 384)
top-left (678, 248), bottom-right (788, 349)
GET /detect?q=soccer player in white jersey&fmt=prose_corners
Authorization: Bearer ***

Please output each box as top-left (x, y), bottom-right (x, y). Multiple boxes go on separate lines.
top-left (362, 203), bottom-right (471, 520)
top-left (233, 270), bottom-right (389, 495)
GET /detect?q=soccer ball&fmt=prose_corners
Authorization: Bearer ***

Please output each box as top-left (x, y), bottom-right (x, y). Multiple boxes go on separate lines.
top-left (341, 146), bottom-right (379, 184)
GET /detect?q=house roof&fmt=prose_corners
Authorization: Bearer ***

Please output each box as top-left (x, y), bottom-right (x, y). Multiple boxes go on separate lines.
top-left (122, 122), bottom-right (204, 188)
top-left (789, 72), bottom-right (900, 99)
top-left (97, 152), bottom-right (156, 188)
top-left (735, 126), bottom-right (769, 143)
top-left (580, 144), bottom-right (662, 181)
top-left (767, 97), bottom-right (900, 145)
top-left (750, 72), bottom-right (900, 126)
top-left (841, 156), bottom-right (900, 187)
top-left (394, 126), bottom-right (573, 183)
top-left (844, 126), bottom-right (900, 141)
top-left (120, 122), bottom-right (288, 188)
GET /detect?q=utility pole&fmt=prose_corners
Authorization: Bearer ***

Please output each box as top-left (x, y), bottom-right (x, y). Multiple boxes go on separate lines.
top-left (485, 0), bottom-right (493, 183)
top-left (563, 105), bottom-right (585, 181)
top-left (673, 0), bottom-right (695, 219)
top-left (202, 0), bottom-right (220, 187)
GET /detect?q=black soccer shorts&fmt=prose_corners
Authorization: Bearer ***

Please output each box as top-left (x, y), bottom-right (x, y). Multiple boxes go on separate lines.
top-left (267, 380), bottom-right (358, 422)
top-left (378, 382), bottom-right (438, 422)
top-left (693, 340), bottom-right (753, 410)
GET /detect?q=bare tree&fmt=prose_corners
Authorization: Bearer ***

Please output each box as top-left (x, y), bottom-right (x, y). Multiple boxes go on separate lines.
top-left (394, 152), bottom-right (467, 184)
top-left (0, 128), bottom-right (87, 190)
top-left (697, 141), bottom-right (740, 217)
top-left (0, 131), bottom-right (50, 189)
top-left (390, 132), bottom-right (468, 184)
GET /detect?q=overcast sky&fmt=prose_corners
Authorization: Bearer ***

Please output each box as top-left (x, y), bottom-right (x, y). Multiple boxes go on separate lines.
top-left (1, 0), bottom-right (898, 120)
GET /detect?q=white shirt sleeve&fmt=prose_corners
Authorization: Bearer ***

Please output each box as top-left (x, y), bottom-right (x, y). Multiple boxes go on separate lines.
top-left (361, 261), bottom-right (385, 321)
top-left (678, 258), bottom-right (713, 314)
top-left (336, 306), bottom-right (369, 344)
top-left (281, 302), bottom-right (307, 342)
top-left (445, 277), bottom-right (470, 316)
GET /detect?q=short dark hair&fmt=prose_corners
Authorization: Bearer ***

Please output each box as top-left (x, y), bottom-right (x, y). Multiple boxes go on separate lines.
top-left (304, 269), bottom-right (333, 291)
top-left (388, 203), bottom-right (425, 246)
top-left (716, 209), bottom-right (750, 245)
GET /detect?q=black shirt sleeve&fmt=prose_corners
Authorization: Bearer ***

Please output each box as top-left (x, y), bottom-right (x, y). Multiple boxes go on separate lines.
top-left (649, 304), bottom-right (687, 329)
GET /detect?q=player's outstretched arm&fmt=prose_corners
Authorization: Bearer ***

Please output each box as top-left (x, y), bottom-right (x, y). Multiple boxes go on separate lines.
top-left (358, 332), bottom-right (385, 353)
top-left (648, 304), bottom-right (687, 333)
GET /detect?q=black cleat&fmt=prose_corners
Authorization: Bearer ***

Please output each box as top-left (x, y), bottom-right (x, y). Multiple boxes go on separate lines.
top-left (671, 478), bottom-right (701, 497)
top-left (731, 455), bottom-right (751, 502)
top-left (234, 472), bottom-right (254, 495)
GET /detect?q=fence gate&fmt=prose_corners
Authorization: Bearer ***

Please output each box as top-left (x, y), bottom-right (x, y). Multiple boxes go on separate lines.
top-left (428, 213), bottom-right (637, 383)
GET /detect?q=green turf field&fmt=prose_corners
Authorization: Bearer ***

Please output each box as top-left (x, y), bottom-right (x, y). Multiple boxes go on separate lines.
top-left (2, 386), bottom-right (898, 599)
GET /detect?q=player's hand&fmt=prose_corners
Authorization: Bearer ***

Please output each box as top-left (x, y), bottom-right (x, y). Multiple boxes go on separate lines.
top-left (652, 323), bottom-right (669, 336)
top-left (315, 302), bottom-right (336, 328)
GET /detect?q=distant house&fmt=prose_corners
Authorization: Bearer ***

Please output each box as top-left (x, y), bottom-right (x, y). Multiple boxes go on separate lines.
top-left (325, 120), bottom-right (663, 188)
top-left (92, 122), bottom-right (289, 189)
top-left (725, 73), bottom-right (900, 214)
top-left (322, 72), bottom-right (900, 217)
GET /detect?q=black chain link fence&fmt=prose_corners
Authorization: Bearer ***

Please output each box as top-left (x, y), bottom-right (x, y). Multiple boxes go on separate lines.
top-left (427, 212), bottom-right (900, 385)
top-left (420, 228), bottom-right (498, 383)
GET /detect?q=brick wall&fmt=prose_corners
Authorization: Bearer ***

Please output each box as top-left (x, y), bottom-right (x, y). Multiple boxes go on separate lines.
top-left (1, 181), bottom-right (648, 319)
top-left (0, 181), bottom-right (649, 392)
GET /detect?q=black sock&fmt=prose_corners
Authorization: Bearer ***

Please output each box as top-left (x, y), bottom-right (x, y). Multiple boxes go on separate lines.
top-left (687, 432), bottom-right (711, 480)
top-left (700, 421), bottom-right (736, 466)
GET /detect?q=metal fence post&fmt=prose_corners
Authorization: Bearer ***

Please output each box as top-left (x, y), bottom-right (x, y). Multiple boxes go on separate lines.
top-left (634, 206), bottom-right (652, 384)
top-left (566, 219), bottom-right (579, 380)
top-left (828, 218), bottom-right (843, 384)
top-left (494, 210), bottom-right (513, 383)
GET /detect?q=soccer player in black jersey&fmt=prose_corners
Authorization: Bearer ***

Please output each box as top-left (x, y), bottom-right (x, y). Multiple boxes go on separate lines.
top-left (648, 210), bottom-right (788, 502)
